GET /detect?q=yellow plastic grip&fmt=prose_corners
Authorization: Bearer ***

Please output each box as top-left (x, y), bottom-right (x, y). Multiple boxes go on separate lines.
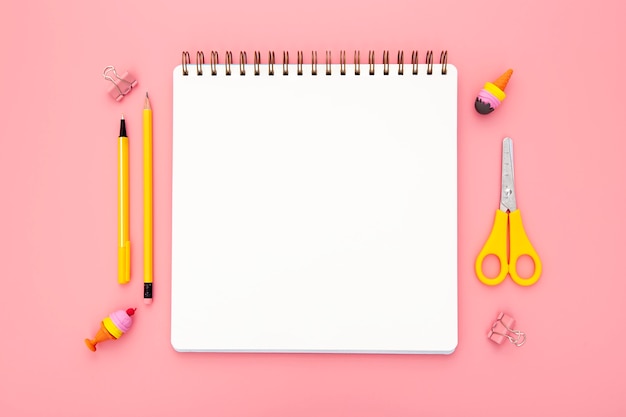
top-left (475, 209), bottom-right (508, 286)
top-left (508, 210), bottom-right (542, 286)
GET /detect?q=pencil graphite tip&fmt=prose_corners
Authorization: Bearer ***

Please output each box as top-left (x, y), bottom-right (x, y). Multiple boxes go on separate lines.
top-left (146, 92), bottom-right (149, 98)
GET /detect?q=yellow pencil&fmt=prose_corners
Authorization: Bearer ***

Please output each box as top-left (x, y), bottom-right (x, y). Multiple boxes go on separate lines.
top-left (143, 93), bottom-right (153, 303)
top-left (118, 115), bottom-right (130, 284)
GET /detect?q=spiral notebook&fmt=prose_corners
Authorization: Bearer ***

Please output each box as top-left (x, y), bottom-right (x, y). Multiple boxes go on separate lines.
top-left (171, 50), bottom-right (458, 354)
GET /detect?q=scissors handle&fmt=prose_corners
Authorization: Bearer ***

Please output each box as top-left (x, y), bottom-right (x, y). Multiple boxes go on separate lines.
top-left (508, 209), bottom-right (542, 286)
top-left (475, 209), bottom-right (508, 286)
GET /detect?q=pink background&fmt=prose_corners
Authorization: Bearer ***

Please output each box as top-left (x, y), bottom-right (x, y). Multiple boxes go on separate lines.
top-left (1, 0), bottom-right (625, 416)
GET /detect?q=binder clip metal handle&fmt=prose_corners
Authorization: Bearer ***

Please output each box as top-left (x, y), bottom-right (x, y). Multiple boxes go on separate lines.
top-left (103, 66), bottom-right (137, 101)
top-left (488, 312), bottom-right (526, 347)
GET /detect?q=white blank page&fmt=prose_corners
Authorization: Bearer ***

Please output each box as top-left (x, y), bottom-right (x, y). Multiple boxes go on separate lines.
top-left (172, 63), bottom-right (457, 354)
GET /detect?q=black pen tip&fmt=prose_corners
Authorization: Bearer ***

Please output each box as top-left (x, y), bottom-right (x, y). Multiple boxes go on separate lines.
top-left (119, 116), bottom-right (127, 137)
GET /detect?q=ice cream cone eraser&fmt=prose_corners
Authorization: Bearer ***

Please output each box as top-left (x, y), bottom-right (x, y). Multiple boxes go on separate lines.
top-left (475, 69), bottom-right (513, 115)
top-left (84, 308), bottom-right (136, 352)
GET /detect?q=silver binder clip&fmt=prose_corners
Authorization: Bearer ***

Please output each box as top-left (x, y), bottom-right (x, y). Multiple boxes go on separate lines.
top-left (103, 66), bottom-right (138, 101)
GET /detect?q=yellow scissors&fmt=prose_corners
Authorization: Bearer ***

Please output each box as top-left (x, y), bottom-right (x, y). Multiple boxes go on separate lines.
top-left (475, 137), bottom-right (542, 286)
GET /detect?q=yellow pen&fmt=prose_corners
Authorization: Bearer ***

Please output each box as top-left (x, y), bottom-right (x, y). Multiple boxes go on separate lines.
top-left (143, 93), bottom-right (153, 303)
top-left (118, 115), bottom-right (130, 284)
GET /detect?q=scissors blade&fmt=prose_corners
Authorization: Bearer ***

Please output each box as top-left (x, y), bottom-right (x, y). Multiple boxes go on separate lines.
top-left (500, 137), bottom-right (517, 212)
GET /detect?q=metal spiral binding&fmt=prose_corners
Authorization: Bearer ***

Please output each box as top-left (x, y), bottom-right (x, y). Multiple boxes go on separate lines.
top-left (440, 50), bottom-right (448, 75)
top-left (326, 51), bottom-right (331, 76)
top-left (254, 51), bottom-right (261, 76)
top-left (240, 51), bottom-right (247, 76)
top-left (268, 51), bottom-right (275, 76)
top-left (182, 50), bottom-right (449, 76)
top-left (425, 50), bottom-right (433, 75)
top-left (181, 51), bottom-right (190, 75)
top-left (225, 51), bottom-right (232, 76)
top-left (196, 51), bottom-right (204, 76)
top-left (383, 51), bottom-right (389, 75)
top-left (210, 51), bottom-right (218, 76)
